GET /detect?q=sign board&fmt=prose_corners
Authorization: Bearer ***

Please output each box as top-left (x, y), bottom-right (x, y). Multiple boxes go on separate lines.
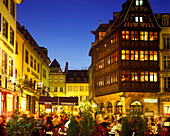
top-left (39, 96), bottom-right (78, 106)
top-left (144, 99), bottom-right (158, 103)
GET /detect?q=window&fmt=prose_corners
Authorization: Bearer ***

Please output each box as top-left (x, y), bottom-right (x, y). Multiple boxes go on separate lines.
top-left (15, 41), bottom-right (18, 54)
top-left (131, 50), bottom-right (138, 60)
top-left (149, 72), bottom-right (157, 82)
top-left (49, 77), bottom-right (52, 83)
top-left (10, 0), bottom-right (15, 17)
top-left (80, 86), bottom-right (84, 91)
top-left (140, 72), bottom-right (148, 82)
top-left (54, 87), bottom-right (57, 92)
top-left (164, 56), bottom-right (170, 69)
top-left (164, 77), bottom-right (170, 91)
top-left (140, 31), bottom-right (148, 41)
top-left (135, 17), bottom-right (143, 22)
top-left (105, 56), bottom-right (110, 66)
top-left (34, 59), bottom-right (36, 70)
top-left (60, 87), bottom-right (63, 92)
top-left (80, 96), bottom-right (83, 101)
top-left (98, 59), bottom-right (104, 69)
top-left (25, 50), bottom-right (29, 64)
top-left (86, 96), bottom-right (89, 101)
top-left (43, 69), bottom-right (46, 79)
top-left (140, 51), bottom-right (148, 61)
top-left (122, 50), bottom-right (129, 60)
top-left (30, 55), bottom-right (33, 67)
top-left (150, 32), bottom-right (157, 41)
top-left (131, 72), bottom-right (138, 81)
top-left (99, 32), bottom-right (106, 40)
top-left (111, 52), bottom-right (117, 63)
top-left (37, 63), bottom-right (40, 73)
top-left (122, 31), bottom-right (129, 40)
top-left (149, 51), bottom-right (158, 61)
top-left (131, 31), bottom-right (139, 40)
top-left (3, 0), bottom-right (8, 8)
top-left (121, 71), bottom-right (130, 81)
top-left (105, 74), bottom-right (110, 85)
top-left (15, 69), bottom-right (17, 79)
top-left (164, 37), bottom-right (170, 49)
top-left (98, 77), bottom-right (104, 86)
top-left (9, 57), bottom-right (13, 76)
top-left (2, 51), bottom-right (7, 74)
top-left (136, 0), bottom-right (143, 6)
top-left (111, 72), bottom-right (117, 83)
top-left (10, 27), bottom-right (14, 45)
top-left (74, 86), bottom-right (78, 92)
top-left (54, 77), bottom-right (58, 82)
top-left (0, 75), bottom-right (1, 86)
top-left (162, 19), bottom-right (169, 27)
top-left (3, 18), bottom-right (8, 39)
top-left (60, 77), bottom-right (63, 82)
top-left (68, 86), bottom-right (72, 91)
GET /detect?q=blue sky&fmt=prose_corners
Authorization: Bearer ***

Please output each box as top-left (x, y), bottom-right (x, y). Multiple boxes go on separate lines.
top-left (17, 0), bottom-right (170, 70)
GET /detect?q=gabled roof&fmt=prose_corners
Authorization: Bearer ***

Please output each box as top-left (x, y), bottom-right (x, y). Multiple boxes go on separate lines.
top-left (89, 0), bottom-right (162, 56)
top-left (49, 59), bottom-right (60, 68)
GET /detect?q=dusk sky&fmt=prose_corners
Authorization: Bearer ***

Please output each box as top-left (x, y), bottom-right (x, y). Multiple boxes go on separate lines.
top-left (17, 0), bottom-right (170, 70)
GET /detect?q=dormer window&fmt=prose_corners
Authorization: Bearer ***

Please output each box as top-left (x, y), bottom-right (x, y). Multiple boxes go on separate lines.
top-left (162, 19), bottom-right (169, 27)
top-left (135, 17), bottom-right (143, 22)
top-left (136, 0), bottom-right (143, 6)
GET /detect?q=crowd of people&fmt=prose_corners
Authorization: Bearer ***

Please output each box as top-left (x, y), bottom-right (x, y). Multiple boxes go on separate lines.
top-left (0, 112), bottom-right (170, 136)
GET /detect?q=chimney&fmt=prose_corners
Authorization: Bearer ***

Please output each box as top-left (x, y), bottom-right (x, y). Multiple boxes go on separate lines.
top-left (65, 62), bottom-right (68, 74)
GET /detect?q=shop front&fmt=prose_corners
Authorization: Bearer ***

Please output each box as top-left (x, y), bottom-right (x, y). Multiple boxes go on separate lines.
top-left (159, 93), bottom-right (170, 116)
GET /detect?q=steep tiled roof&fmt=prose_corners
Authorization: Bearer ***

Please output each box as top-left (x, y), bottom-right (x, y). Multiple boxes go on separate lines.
top-left (49, 59), bottom-right (60, 68)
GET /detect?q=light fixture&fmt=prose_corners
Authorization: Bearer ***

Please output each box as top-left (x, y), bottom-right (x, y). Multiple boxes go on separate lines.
top-left (120, 93), bottom-right (126, 100)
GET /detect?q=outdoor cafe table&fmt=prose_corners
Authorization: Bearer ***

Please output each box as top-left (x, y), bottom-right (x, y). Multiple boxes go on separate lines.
top-left (108, 132), bottom-right (115, 136)
top-left (46, 131), bottom-right (53, 136)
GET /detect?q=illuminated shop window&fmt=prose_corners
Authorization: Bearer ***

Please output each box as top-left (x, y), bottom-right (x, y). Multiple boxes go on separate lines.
top-left (99, 32), bottom-right (106, 40)
top-left (107, 102), bottom-right (113, 113)
top-left (136, 0), bottom-right (143, 6)
top-left (140, 72), bottom-right (148, 82)
top-left (9, 57), bottom-right (13, 76)
top-left (140, 31), bottom-right (148, 41)
top-left (140, 51), bottom-right (148, 61)
top-left (131, 50), bottom-right (139, 60)
top-left (115, 101), bottom-right (122, 114)
top-left (135, 17), bottom-right (143, 22)
top-left (130, 101), bottom-right (143, 113)
top-left (149, 51), bottom-right (158, 61)
top-left (122, 50), bottom-right (129, 60)
top-left (164, 106), bottom-right (170, 116)
top-left (121, 71), bottom-right (130, 81)
top-left (122, 31), bottom-right (129, 40)
top-left (149, 72), bottom-right (157, 82)
top-left (131, 31), bottom-right (139, 40)
top-left (150, 32), bottom-right (157, 41)
top-left (131, 72), bottom-right (138, 81)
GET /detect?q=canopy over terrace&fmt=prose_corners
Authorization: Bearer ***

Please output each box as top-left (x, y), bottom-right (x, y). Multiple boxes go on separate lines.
top-left (39, 96), bottom-right (78, 106)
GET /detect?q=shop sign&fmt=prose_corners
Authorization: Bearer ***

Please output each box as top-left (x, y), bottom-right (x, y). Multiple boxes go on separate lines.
top-left (144, 99), bottom-right (158, 103)
top-left (162, 98), bottom-right (170, 102)
top-left (144, 111), bottom-right (154, 116)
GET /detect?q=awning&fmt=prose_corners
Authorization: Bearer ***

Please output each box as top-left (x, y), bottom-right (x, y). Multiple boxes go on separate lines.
top-left (39, 96), bottom-right (78, 106)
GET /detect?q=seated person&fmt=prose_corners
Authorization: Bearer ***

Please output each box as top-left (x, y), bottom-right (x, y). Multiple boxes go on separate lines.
top-left (111, 120), bottom-right (122, 134)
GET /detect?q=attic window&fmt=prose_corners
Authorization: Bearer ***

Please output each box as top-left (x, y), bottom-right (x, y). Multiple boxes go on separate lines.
top-left (136, 0), bottom-right (143, 6)
top-left (135, 17), bottom-right (143, 22)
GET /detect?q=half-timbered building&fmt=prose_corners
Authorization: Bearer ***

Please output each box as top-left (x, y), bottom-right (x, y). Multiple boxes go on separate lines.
top-left (89, 0), bottom-right (161, 115)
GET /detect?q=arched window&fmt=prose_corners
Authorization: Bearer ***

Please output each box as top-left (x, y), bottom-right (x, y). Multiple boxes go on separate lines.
top-left (107, 102), bottom-right (113, 113)
top-left (100, 103), bottom-right (105, 112)
top-left (130, 101), bottom-right (143, 113)
top-left (115, 101), bottom-right (123, 114)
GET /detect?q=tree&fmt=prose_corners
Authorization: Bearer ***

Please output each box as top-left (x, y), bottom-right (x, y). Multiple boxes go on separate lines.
top-left (66, 115), bottom-right (80, 136)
